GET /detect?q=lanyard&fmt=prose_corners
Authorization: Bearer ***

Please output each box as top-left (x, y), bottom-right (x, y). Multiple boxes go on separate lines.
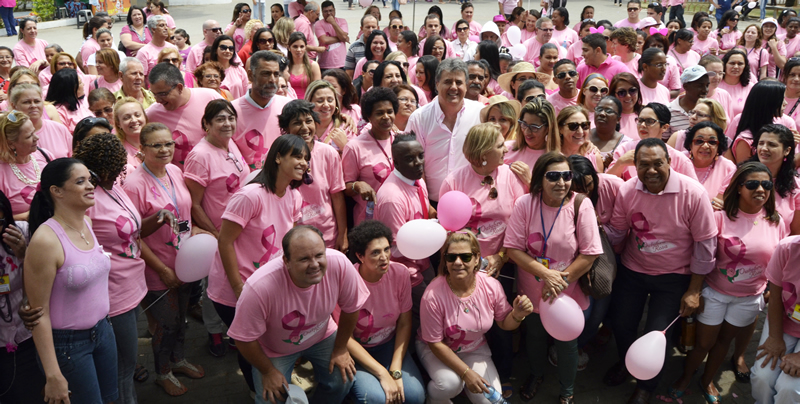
top-left (372, 132), bottom-right (394, 171)
top-left (790, 98), bottom-right (800, 117)
top-left (539, 194), bottom-right (565, 257)
top-left (142, 162), bottom-right (181, 219)
top-left (101, 186), bottom-right (141, 236)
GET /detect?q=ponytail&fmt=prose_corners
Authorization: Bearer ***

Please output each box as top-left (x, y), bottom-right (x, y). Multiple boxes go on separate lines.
top-left (28, 158), bottom-right (83, 238)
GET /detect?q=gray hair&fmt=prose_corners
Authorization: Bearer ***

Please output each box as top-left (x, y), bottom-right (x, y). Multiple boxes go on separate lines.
top-left (304, 1), bottom-right (318, 12)
top-left (119, 57), bottom-right (143, 74)
top-left (147, 15), bottom-right (166, 31)
top-left (535, 16), bottom-right (552, 29)
top-left (148, 62), bottom-right (184, 86)
top-left (249, 50), bottom-right (283, 77)
top-left (95, 28), bottom-right (113, 40)
top-left (45, 43), bottom-right (64, 53)
top-left (435, 58), bottom-right (468, 84)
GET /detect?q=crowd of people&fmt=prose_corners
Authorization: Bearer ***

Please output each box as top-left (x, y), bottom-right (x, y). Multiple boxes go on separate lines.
top-left (2, 0), bottom-right (800, 403)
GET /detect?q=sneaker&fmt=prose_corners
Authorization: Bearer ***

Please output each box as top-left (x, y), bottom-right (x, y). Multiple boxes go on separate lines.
top-left (208, 333), bottom-right (228, 357)
top-left (548, 345), bottom-right (558, 367)
top-left (577, 349), bottom-right (589, 371)
top-left (228, 337), bottom-right (238, 351)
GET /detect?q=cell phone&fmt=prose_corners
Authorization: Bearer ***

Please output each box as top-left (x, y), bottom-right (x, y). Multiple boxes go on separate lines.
top-left (178, 220), bottom-right (190, 233)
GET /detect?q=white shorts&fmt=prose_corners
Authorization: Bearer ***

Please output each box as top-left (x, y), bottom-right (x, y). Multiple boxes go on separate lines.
top-left (696, 286), bottom-right (765, 328)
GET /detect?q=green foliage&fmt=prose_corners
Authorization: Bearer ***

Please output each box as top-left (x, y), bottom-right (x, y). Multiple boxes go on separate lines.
top-left (33, 0), bottom-right (55, 21)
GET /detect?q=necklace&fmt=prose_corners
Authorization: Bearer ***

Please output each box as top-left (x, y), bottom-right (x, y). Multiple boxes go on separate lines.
top-left (60, 219), bottom-right (90, 246)
top-left (698, 159), bottom-right (716, 184)
top-left (9, 157), bottom-right (40, 185)
top-left (447, 275), bottom-right (476, 312)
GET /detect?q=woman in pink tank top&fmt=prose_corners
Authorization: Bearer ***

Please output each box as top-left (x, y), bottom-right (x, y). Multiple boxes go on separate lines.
top-left (25, 158), bottom-right (119, 403)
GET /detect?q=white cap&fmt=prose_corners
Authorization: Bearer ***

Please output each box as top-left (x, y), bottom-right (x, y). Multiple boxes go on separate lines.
top-left (681, 65), bottom-right (716, 84)
top-left (637, 17), bottom-right (658, 29)
top-left (762, 17), bottom-right (779, 27)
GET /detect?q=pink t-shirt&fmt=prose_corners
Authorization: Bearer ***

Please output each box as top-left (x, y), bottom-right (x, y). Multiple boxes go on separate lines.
top-left (208, 183), bottom-right (302, 307)
top-left (294, 14), bottom-right (319, 60)
top-left (609, 170), bottom-right (717, 276)
top-left (718, 80), bottom-right (754, 118)
top-left (546, 91), bottom-right (578, 115)
top-left (136, 41), bottom-right (177, 76)
top-left (552, 27), bottom-right (580, 49)
top-left (659, 55), bottom-right (682, 91)
top-left (56, 101), bottom-right (92, 134)
top-left (419, 273), bottom-right (512, 353)
top-left (0, 150), bottom-right (51, 214)
top-left (718, 30), bottom-right (743, 51)
top-left (315, 18), bottom-right (349, 69)
top-left (523, 37), bottom-right (565, 66)
top-left (88, 184), bottom-right (147, 317)
top-left (224, 23), bottom-right (246, 52)
top-left (737, 46), bottom-right (770, 78)
top-left (80, 38), bottom-right (101, 70)
top-left (504, 140), bottom-right (545, 169)
top-left (783, 34), bottom-right (800, 60)
top-left (36, 120), bottom-right (72, 158)
top-left (374, 173), bottom-right (431, 287)
top-left (692, 36), bottom-right (720, 56)
top-left (342, 133), bottom-right (394, 225)
top-left (120, 25), bottom-right (153, 57)
top-left (709, 87), bottom-right (735, 121)
top-left (690, 154), bottom-right (737, 199)
top-left (576, 56), bottom-right (633, 87)
top-left (439, 164), bottom-right (526, 255)
top-left (765, 235), bottom-right (800, 338)
top-left (353, 261), bottom-right (413, 348)
top-left (638, 79), bottom-right (671, 105)
top-left (762, 39), bottom-right (786, 77)
top-left (614, 18), bottom-right (640, 29)
top-left (185, 40), bottom-right (213, 73)
top-left (596, 173), bottom-right (625, 226)
top-left (668, 49), bottom-right (701, 73)
top-left (231, 94), bottom-right (292, 169)
top-left (726, 114), bottom-right (797, 146)
top-left (288, 2), bottom-right (304, 19)
top-left (13, 38), bottom-right (48, 67)
top-left (122, 163), bottom-right (192, 291)
top-left (707, 209), bottom-right (787, 298)
top-left (228, 249), bottom-right (369, 357)
top-left (567, 41), bottom-right (584, 65)
top-left (145, 88), bottom-right (223, 167)
top-left (93, 75), bottom-right (123, 93)
top-left (774, 178), bottom-right (800, 229)
top-left (612, 53), bottom-right (641, 76)
top-left (785, 97), bottom-right (800, 129)
top-left (296, 141), bottom-right (346, 248)
top-left (619, 113), bottom-right (639, 141)
top-left (504, 193), bottom-right (603, 312)
top-left (221, 64), bottom-right (249, 100)
top-left (609, 141), bottom-right (699, 181)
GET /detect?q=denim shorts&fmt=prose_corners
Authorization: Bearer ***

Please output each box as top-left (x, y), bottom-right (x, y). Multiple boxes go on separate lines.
top-left (51, 317), bottom-right (119, 403)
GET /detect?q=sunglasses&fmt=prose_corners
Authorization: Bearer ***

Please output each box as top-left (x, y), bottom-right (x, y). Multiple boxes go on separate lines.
top-left (481, 176), bottom-right (498, 199)
top-left (4, 110), bottom-right (20, 123)
top-left (456, 27), bottom-right (469, 32)
top-left (692, 138), bottom-right (719, 147)
top-left (615, 87), bottom-right (638, 98)
top-left (258, 37), bottom-right (275, 44)
top-left (162, 57), bottom-right (181, 64)
top-left (587, 85), bottom-right (609, 94)
top-left (210, 27), bottom-right (223, 33)
top-left (539, 28), bottom-right (554, 32)
top-left (400, 62), bottom-right (410, 68)
top-left (555, 70), bottom-right (578, 79)
top-left (445, 253), bottom-right (474, 263)
top-left (518, 119), bottom-right (545, 132)
top-left (545, 170), bottom-right (573, 182)
top-left (524, 94), bottom-right (547, 103)
top-left (628, 7), bottom-right (640, 11)
top-left (391, 24), bottom-right (403, 29)
top-left (742, 180), bottom-right (773, 190)
top-left (563, 121), bottom-right (590, 131)
top-left (219, 44), bottom-right (235, 52)
top-left (241, 8), bottom-right (251, 13)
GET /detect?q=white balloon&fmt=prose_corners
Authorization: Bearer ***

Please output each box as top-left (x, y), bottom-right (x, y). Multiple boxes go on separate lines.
top-left (734, 5), bottom-right (743, 12)
top-left (396, 219), bottom-right (447, 260)
top-left (244, 169), bottom-right (261, 185)
top-left (748, 1), bottom-right (757, 8)
top-left (510, 43), bottom-right (527, 60)
top-left (625, 331), bottom-right (667, 380)
top-left (506, 26), bottom-right (522, 45)
top-left (175, 234), bottom-right (219, 283)
top-left (359, 0), bottom-right (372, 7)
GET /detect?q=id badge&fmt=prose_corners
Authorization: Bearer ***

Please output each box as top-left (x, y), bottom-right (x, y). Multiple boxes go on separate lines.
top-left (536, 257), bottom-right (550, 269)
top-left (792, 304), bottom-right (800, 323)
top-left (0, 275), bottom-right (10, 295)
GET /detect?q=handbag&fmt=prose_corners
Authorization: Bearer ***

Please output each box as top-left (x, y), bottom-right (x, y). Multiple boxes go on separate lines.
top-left (572, 194), bottom-right (617, 299)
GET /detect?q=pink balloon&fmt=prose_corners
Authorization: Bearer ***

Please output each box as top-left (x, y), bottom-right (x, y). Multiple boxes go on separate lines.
top-left (396, 219), bottom-right (447, 259)
top-left (625, 331), bottom-right (667, 380)
top-left (359, 0), bottom-right (372, 7)
top-left (437, 191), bottom-right (473, 231)
top-left (175, 233), bottom-right (219, 282)
top-left (538, 294), bottom-right (585, 341)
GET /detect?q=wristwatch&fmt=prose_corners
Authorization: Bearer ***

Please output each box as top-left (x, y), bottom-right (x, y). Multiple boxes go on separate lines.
top-left (390, 370), bottom-right (402, 380)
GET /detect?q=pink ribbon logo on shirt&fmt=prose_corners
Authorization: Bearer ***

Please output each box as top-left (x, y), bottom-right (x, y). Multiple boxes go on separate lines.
top-left (355, 309), bottom-right (381, 344)
top-left (526, 232), bottom-right (544, 257)
top-left (115, 215), bottom-right (138, 258)
top-left (721, 237), bottom-right (755, 283)
top-left (631, 212), bottom-right (656, 250)
top-left (172, 130), bottom-right (191, 165)
top-left (20, 186), bottom-right (35, 204)
top-left (150, 186), bottom-right (161, 198)
top-left (281, 310), bottom-right (315, 345)
top-left (254, 225), bottom-right (280, 268)
top-left (372, 162), bottom-right (390, 185)
top-left (244, 129), bottom-right (268, 163)
top-left (444, 325), bottom-right (472, 353)
top-left (5, 257), bottom-right (18, 273)
top-left (226, 173), bottom-right (240, 194)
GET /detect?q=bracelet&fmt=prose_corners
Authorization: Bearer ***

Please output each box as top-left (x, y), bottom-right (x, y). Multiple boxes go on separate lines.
top-left (351, 182), bottom-right (356, 193)
top-left (512, 313), bottom-right (525, 322)
top-left (461, 367), bottom-right (470, 380)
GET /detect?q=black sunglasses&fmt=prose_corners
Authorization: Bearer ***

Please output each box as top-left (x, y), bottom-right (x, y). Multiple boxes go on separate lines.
top-left (445, 253), bottom-right (474, 263)
top-left (616, 87), bottom-right (638, 98)
top-left (219, 44), bottom-right (235, 52)
top-left (692, 138), bottom-right (719, 147)
top-left (258, 37), bottom-right (275, 44)
top-left (742, 180), bottom-right (773, 190)
top-left (481, 176), bottom-right (498, 199)
top-left (545, 170), bottom-right (573, 182)
top-left (564, 121), bottom-right (591, 131)
top-left (556, 70), bottom-right (578, 79)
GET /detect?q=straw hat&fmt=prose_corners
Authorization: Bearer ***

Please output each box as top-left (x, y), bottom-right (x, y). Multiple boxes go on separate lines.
top-left (498, 62), bottom-right (538, 95)
top-left (480, 95), bottom-right (522, 123)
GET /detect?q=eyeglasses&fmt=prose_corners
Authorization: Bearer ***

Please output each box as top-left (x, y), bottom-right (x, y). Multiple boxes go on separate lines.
top-left (615, 87), bottom-right (638, 98)
top-left (646, 62), bottom-right (667, 69)
top-left (257, 37), bottom-right (275, 45)
top-left (468, 74), bottom-right (486, 81)
top-left (555, 70), bottom-right (578, 79)
top-left (162, 57), bottom-right (181, 64)
top-left (227, 152), bottom-right (243, 172)
top-left (203, 73), bottom-right (221, 80)
top-left (563, 121), bottom-right (590, 131)
top-left (456, 27), bottom-right (469, 32)
top-left (153, 84), bottom-right (178, 98)
top-left (688, 110), bottom-right (710, 119)
top-left (538, 28), bottom-right (554, 32)
top-left (514, 75), bottom-right (534, 83)
top-left (742, 180), bottom-right (774, 190)
top-left (636, 117), bottom-right (662, 127)
top-left (544, 170), bottom-right (573, 182)
top-left (219, 44), bottom-right (235, 52)
top-left (594, 107), bottom-right (617, 115)
top-left (524, 94), bottom-right (547, 103)
top-left (397, 96), bottom-right (416, 105)
top-left (445, 253), bottom-right (474, 263)
top-left (481, 176), bottom-right (498, 199)
top-left (692, 138), bottom-right (719, 147)
top-left (587, 85), bottom-right (609, 94)
top-left (518, 119), bottom-right (545, 132)
top-left (143, 141), bottom-right (176, 149)
top-left (391, 24), bottom-right (403, 29)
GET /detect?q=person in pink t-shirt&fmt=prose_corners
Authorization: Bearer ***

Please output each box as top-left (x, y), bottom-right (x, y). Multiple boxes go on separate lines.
top-left (546, 60), bottom-right (580, 116)
top-left (609, 73), bottom-right (643, 141)
top-left (0, 111), bottom-right (53, 219)
top-left (13, 19), bottom-right (48, 70)
top-left (551, 8), bottom-right (579, 49)
top-left (577, 33), bottom-right (634, 88)
top-left (135, 16), bottom-right (178, 77)
top-left (293, 4), bottom-right (325, 60)
top-left (637, 49), bottom-right (672, 105)
top-left (45, 69), bottom-right (92, 134)
top-left (9, 84), bottom-right (72, 159)
top-left (671, 161), bottom-right (786, 401)
top-left (611, 27), bottom-right (642, 75)
top-left (604, 139), bottom-right (716, 402)
top-left (554, 106), bottom-right (605, 172)
top-left (522, 18), bottom-right (565, 66)
top-left (614, 1), bottom-right (642, 29)
top-left (681, 122), bottom-right (736, 204)
top-left (504, 97), bottom-right (552, 180)
top-left (752, 234), bottom-right (800, 404)
top-left (736, 25), bottom-right (769, 80)
top-left (420, 231), bottom-right (533, 403)
top-left (504, 152), bottom-right (601, 402)
top-left (315, 3), bottom-right (349, 70)
top-left (692, 18), bottom-right (720, 56)
top-left (146, 63), bottom-right (223, 168)
top-left (668, 29), bottom-right (702, 74)
top-left (210, 36), bottom-right (250, 100)
top-left (228, 226), bottom-right (370, 404)
top-left (717, 49), bottom-right (755, 118)
top-left (279, 100), bottom-right (347, 250)
top-left (223, 3), bottom-right (250, 52)
top-left (727, 81), bottom-right (795, 165)
top-left (717, 13), bottom-right (742, 53)
top-left (346, 220), bottom-right (426, 404)
top-left (122, 123), bottom-right (204, 395)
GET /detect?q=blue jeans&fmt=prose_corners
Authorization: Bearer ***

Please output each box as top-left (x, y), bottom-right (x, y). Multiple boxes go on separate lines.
top-left (0, 7), bottom-right (15, 36)
top-left (760, 0), bottom-right (767, 20)
top-left (578, 295), bottom-right (613, 348)
top-left (253, 332), bottom-right (353, 404)
top-left (350, 337), bottom-right (426, 404)
top-left (109, 308), bottom-right (138, 404)
top-left (51, 317), bottom-right (119, 403)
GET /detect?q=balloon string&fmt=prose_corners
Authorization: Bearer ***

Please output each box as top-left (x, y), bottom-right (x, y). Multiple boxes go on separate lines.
top-left (663, 314), bottom-right (682, 333)
top-left (141, 290), bottom-right (170, 312)
top-left (479, 269), bottom-right (515, 280)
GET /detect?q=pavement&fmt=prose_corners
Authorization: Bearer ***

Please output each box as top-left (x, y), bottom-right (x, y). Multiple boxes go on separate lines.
top-left (9, 0), bottom-right (762, 402)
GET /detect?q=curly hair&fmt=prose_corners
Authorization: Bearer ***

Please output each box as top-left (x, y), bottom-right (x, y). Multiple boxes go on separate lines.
top-left (347, 220), bottom-right (394, 263)
top-left (73, 132), bottom-right (128, 184)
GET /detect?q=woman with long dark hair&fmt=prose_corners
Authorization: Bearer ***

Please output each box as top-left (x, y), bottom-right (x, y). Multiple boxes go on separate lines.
top-left (414, 55), bottom-right (439, 102)
top-left (268, 3), bottom-right (284, 29)
top-left (475, 40), bottom-right (503, 95)
top-left (609, 72), bottom-right (643, 141)
top-left (717, 10), bottom-right (742, 53)
top-left (45, 68), bottom-right (91, 133)
top-left (354, 30), bottom-right (392, 80)
top-left (209, 35), bottom-right (249, 99)
top-left (287, 32), bottom-right (321, 100)
top-left (727, 80), bottom-right (795, 164)
top-left (718, 49), bottom-right (754, 118)
top-left (224, 2), bottom-right (252, 52)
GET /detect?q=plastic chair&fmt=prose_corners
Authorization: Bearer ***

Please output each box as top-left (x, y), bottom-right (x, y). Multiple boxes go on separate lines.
top-left (76, 8), bottom-right (92, 28)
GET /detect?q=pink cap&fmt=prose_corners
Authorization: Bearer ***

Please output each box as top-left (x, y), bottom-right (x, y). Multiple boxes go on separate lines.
top-left (493, 15), bottom-right (508, 23)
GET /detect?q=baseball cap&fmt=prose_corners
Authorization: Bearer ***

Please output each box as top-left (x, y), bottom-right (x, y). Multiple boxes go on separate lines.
top-left (681, 65), bottom-right (716, 84)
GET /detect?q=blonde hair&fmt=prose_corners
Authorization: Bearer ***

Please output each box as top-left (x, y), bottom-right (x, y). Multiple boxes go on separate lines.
top-left (463, 123), bottom-right (502, 166)
top-left (157, 47), bottom-right (182, 64)
top-left (554, 105), bottom-right (591, 154)
top-left (96, 48), bottom-right (121, 75)
top-left (516, 97), bottom-right (557, 152)
top-left (273, 17), bottom-right (295, 47)
top-left (386, 51), bottom-right (407, 62)
top-left (9, 83), bottom-right (42, 106)
top-left (113, 96), bottom-right (148, 143)
top-left (0, 111), bottom-right (31, 164)
top-left (437, 230), bottom-right (482, 277)
top-left (305, 80), bottom-right (346, 130)
top-left (49, 52), bottom-right (77, 75)
top-left (244, 19), bottom-right (264, 41)
top-left (695, 98), bottom-right (728, 132)
top-left (485, 102), bottom-right (519, 139)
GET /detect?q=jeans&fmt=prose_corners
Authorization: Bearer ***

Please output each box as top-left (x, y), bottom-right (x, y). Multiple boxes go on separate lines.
top-left (253, 332), bottom-right (353, 404)
top-left (142, 285), bottom-right (190, 375)
top-left (0, 7), bottom-right (15, 36)
top-left (350, 337), bottom-right (426, 404)
top-left (392, 0), bottom-right (399, 10)
top-left (578, 295), bottom-right (613, 348)
top-left (609, 265), bottom-right (690, 392)
top-left (751, 320), bottom-right (800, 404)
top-left (0, 338), bottom-right (46, 403)
top-left (50, 317), bottom-right (119, 403)
top-left (214, 301), bottom-right (256, 392)
top-left (525, 313), bottom-right (578, 397)
top-left (760, 0), bottom-right (767, 20)
top-left (669, 5), bottom-right (685, 26)
top-left (109, 308), bottom-right (138, 404)
top-left (253, 1), bottom-right (267, 24)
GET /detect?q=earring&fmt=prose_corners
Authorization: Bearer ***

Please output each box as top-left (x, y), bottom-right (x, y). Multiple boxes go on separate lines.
top-left (11, 149), bottom-right (16, 157)
top-left (785, 157), bottom-right (788, 162)
top-left (482, 160), bottom-right (487, 166)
